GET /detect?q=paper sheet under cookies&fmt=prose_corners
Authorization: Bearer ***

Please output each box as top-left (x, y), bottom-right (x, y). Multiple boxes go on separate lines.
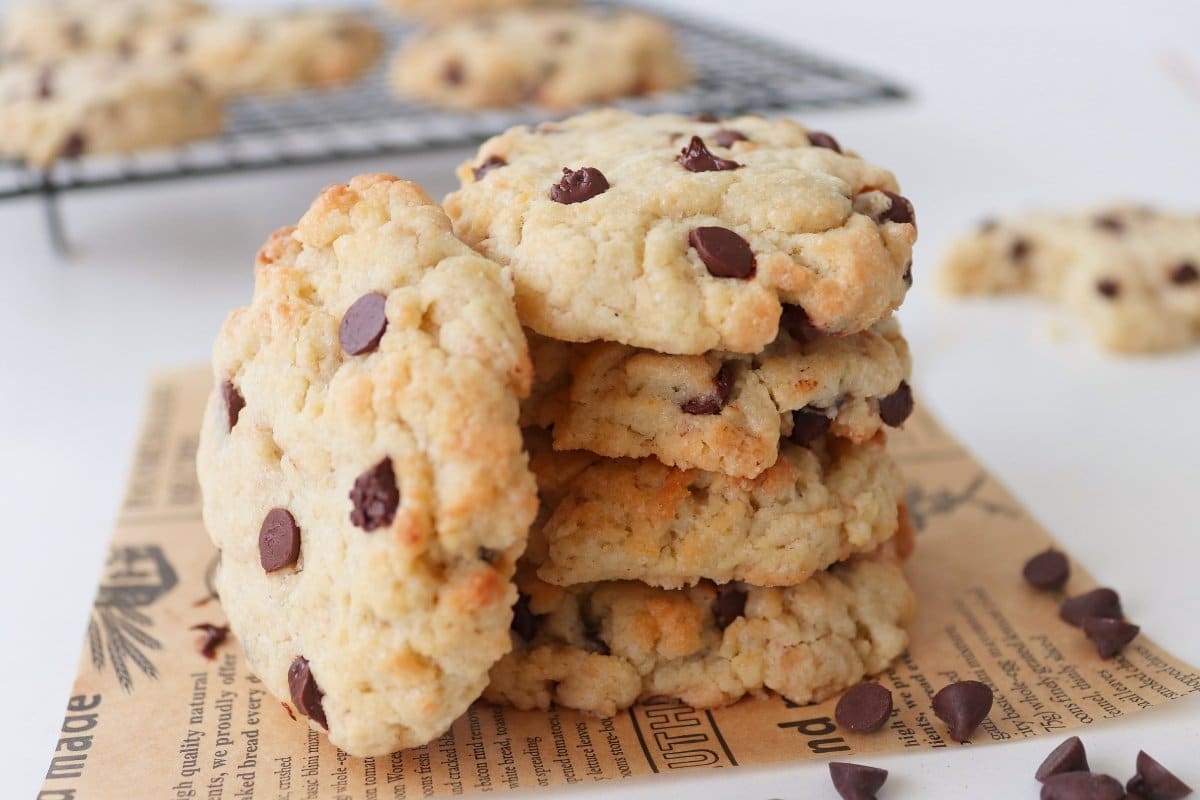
top-left (38, 367), bottom-right (1200, 800)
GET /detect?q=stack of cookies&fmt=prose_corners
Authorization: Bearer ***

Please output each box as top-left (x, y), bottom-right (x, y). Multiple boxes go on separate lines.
top-left (444, 109), bottom-right (920, 716)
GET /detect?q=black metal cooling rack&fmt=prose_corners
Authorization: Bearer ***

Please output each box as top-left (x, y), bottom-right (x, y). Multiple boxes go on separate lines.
top-left (0, 1), bottom-right (907, 253)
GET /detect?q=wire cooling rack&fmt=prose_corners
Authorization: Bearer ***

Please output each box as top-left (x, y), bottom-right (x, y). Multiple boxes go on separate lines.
top-left (0, 1), bottom-right (906, 251)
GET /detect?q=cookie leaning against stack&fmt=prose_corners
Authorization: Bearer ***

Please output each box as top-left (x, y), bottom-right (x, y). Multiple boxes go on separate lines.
top-left (444, 109), bottom-right (920, 715)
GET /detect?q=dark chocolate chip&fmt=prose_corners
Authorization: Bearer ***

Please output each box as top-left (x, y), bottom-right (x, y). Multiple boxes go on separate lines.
top-left (689, 226), bottom-right (756, 279)
top-left (677, 136), bottom-right (740, 172)
top-left (932, 680), bottom-right (993, 742)
top-left (829, 762), bottom-right (888, 800)
top-left (1170, 262), bottom-right (1199, 285)
top-left (780, 304), bottom-right (821, 341)
top-left (789, 407), bottom-right (833, 447)
top-left (288, 656), bottom-right (327, 729)
top-left (349, 458), bottom-right (400, 531)
top-left (443, 59), bottom-right (464, 85)
top-left (64, 21), bottom-right (85, 46)
top-left (222, 380), bottom-right (245, 431)
top-left (191, 624), bottom-right (230, 660)
top-left (1011, 238), bottom-right (1032, 262)
top-left (259, 508), bottom-right (301, 573)
top-left (60, 131), bottom-right (86, 159)
top-left (473, 155), bottom-right (506, 180)
top-left (1036, 736), bottom-right (1089, 782)
top-left (878, 381), bottom-right (914, 427)
top-left (692, 112), bottom-right (719, 122)
top-left (979, 218), bottom-right (999, 233)
top-left (681, 363), bottom-right (734, 415)
top-left (903, 260), bottom-right (913, 287)
top-left (713, 129), bottom-right (747, 148)
top-left (1060, 588), bottom-right (1122, 627)
top-left (712, 585), bottom-right (748, 630)
top-left (807, 131), bottom-right (842, 153)
top-left (1094, 214), bottom-right (1126, 233)
top-left (1023, 549), bottom-right (1070, 591)
top-left (169, 33), bottom-right (189, 54)
top-left (511, 593), bottom-right (537, 641)
top-left (1096, 279), bottom-right (1121, 299)
top-left (549, 28), bottom-right (572, 44)
top-left (880, 190), bottom-right (915, 225)
top-left (1082, 616), bottom-right (1140, 659)
top-left (1127, 750), bottom-right (1193, 800)
top-left (339, 292), bottom-right (388, 356)
top-left (550, 166), bottom-right (610, 204)
top-left (478, 547), bottom-right (500, 564)
top-left (1041, 772), bottom-right (1126, 800)
top-left (116, 38), bottom-right (134, 59)
top-left (36, 67), bottom-right (54, 99)
top-left (835, 683), bottom-right (893, 733)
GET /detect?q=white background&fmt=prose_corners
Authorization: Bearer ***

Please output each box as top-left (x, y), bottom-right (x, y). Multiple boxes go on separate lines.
top-left (3, 0), bottom-right (1199, 796)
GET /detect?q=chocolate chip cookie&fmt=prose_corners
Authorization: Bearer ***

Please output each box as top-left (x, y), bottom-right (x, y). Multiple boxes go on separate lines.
top-left (0, 0), bottom-right (209, 63)
top-left (385, 0), bottom-right (576, 21)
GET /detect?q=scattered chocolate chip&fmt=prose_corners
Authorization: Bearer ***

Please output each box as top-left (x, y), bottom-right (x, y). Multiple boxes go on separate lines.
top-left (288, 656), bottom-right (327, 729)
top-left (550, 166), bottom-right (610, 204)
top-left (443, 59), bottom-right (464, 85)
top-left (713, 128), bottom-right (747, 148)
top-left (689, 226), bottom-right (756, 279)
top-left (1041, 772), bottom-right (1126, 800)
top-left (169, 33), bottom-right (189, 54)
top-left (677, 136), bottom-right (741, 172)
top-left (780, 304), bottom-right (821, 341)
top-left (1094, 214), bottom-right (1126, 233)
top-left (511, 593), bottom-right (537, 641)
top-left (1127, 751), bottom-right (1193, 800)
top-left (1170, 262), bottom-right (1199, 285)
top-left (472, 155), bottom-right (506, 180)
top-left (478, 547), bottom-right (500, 564)
top-left (1011, 238), bottom-right (1032, 262)
top-left (807, 131), bottom-right (842, 153)
top-left (191, 624), bottom-right (230, 660)
top-left (712, 585), bottom-right (748, 630)
top-left (63, 21), bottom-right (85, 46)
top-left (339, 292), bottom-right (388, 356)
top-left (681, 363), bottom-right (734, 415)
top-left (878, 381), bottom-right (914, 427)
top-left (1083, 616), bottom-right (1140, 659)
top-left (692, 112), bottom-right (719, 122)
top-left (829, 762), bottom-right (888, 800)
top-left (222, 380), bottom-right (245, 431)
top-left (979, 218), bottom-right (999, 233)
top-left (903, 260), bottom-right (913, 287)
top-left (1023, 549), bottom-right (1070, 591)
top-left (60, 131), bottom-right (86, 160)
top-left (835, 683), bottom-right (893, 733)
top-left (259, 508), bottom-right (301, 573)
top-left (116, 38), bottom-right (134, 59)
top-left (549, 28), bottom-right (572, 44)
top-left (789, 407), bottom-right (833, 447)
top-left (1036, 736), bottom-right (1090, 782)
top-left (36, 66), bottom-right (54, 99)
top-left (349, 458), bottom-right (400, 531)
top-left (1096, 279), bottom-right (1121, 299)
top-left (932, 680), bottom-right (993, 742)
top-left (880, 190), bottom-right (915, 225)
top-left (1060, 588), bottom-right (1122, 627)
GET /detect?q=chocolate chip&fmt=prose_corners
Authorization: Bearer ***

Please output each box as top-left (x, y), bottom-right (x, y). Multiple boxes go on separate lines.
top-left (478, 547), bottom-right (500, 564)
top-left (349, 458), bottom-right (400, 531)
top-left (288, 656), bottom-right (327, 729)
top-left (789, 407), bottom-right (832, 447)
top-left (549, 28), bottom-right (572, 44)
top-left (689, 226), bottom-right (756, 279)
top-left (780, 304), bottom-right (821, 341)
top-left (511, 593), bottom-right (537, 641)
top-left (829, 762), bottom-right (888, 800)
top-left (1094, 214), bottom-right (1126, 233)
top-left (550, 166), bottom-right (609, 204)
top-left (64, 21), bottom-right (85, 46)
top-left (807, 131), bottom-right (842, 153)
top-left (1170, 262), bottom-right (1198, 285)
top-left (932, 680), bottom-right (993, 742)
top-left (1042, 772), bottom-right (1126, 800)
top-left (473, 155), bottom-right (506, 180)
top-left (880, 190), bottom-right (915, 225)
top-left (1096, 279), bottom-right (1121, 299)
top-left (339, 292), bottom-right (388, 356)
top-left (681, 363), bottom-right (734, 415)
top-left (835, 683), bottom-right (893, 733)
top-left (443, 59), bottom-right (464, 85)
top-left (692, 112), bottom-right (719, 122)
top-left (903, 260), bottom-right (913, 287)
top-left (1060, 588), bottom-right (1122, 627)
top-left (36, 67), bottom-right (54, 99)
top-left (116, 38), bottom-right (134, 59)
top-left (1127, 751), bottom-right (1193, 800)
top-left (979, 218), bottom-right (999, 232)
top-left (1036, 736), bottom-right (1090, 782)
top-left (677, 136), bottom-right (741, 172)
top-left (712, 585), bottom-right (748, 630)
top-left (713, 129), bottom-right (747, 148)
top-left (259, 508), bottom-right (301, 573)
top-left (1011, 238), bottom-right (1032, 262)
top-left (878, 381), bottom-right (914, 427)
top-left (221, 380), bottom-right (245, 431)
top-left (1023, 549), bottom-right (1070, 591)
top-left (60, 132), bottom-right (86, 160)
top-left (1082, 616), bottom-right (1140, 659)
top-left (191, 624), bottom-right (230, 660)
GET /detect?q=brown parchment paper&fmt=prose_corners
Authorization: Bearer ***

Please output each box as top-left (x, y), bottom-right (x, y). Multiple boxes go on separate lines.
top-left (38, 367), bottom-right (1200, 800)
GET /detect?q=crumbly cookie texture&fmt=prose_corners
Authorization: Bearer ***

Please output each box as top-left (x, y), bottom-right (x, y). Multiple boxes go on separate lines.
top-left (523, 428), bottom-right (905, 588)
top-left (0, 0), bottom-right (209, 62)
top-left (523, 317), bottom-right (912, 479)
top-left (445, 110), bottom-right (916, 354)
top-left (142, 9), bottom-right (382, 95)
top-left (485, 553), bottom-right (915, 715)
top-left (385, 0), bottom-right (576, 21)
top-left (196, 175), bottom-right (537, 757)
top-left (391, 10), bottom-right (689, 110)
top-left (940, 206), bottom-right (1200, 353)
top-left (0, 56), bottom-right (223, 166)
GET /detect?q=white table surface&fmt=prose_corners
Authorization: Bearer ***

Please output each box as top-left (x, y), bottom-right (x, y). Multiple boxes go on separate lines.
top-left (3, 0), bottom-right (1199, 795)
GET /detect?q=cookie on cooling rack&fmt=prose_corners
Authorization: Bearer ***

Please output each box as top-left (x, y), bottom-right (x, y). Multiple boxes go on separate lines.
top-left (0, 0), bottom-right (208, 62)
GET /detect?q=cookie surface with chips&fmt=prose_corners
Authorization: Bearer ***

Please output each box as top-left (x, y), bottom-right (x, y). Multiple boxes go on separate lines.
top-left (0, 0), bottom-right (209, 62)
top-left (385, 0), bottom-right (576, 21)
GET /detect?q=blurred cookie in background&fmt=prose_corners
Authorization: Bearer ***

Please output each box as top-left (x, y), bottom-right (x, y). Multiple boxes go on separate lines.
top-left (0, 0), bottom-right (209, 63)
top-left (391, 9), bottom-right (690, 110)
top-left (385, 0), bottom-right (576, 22)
